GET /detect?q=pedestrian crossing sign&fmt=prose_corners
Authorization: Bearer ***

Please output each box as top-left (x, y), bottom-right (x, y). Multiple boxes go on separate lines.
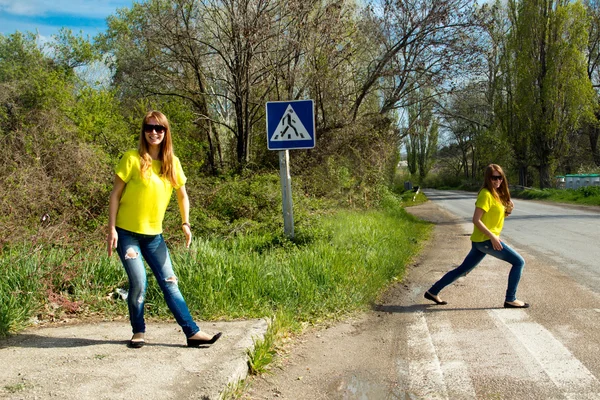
top-left (266, 100), bottom-right (315, 150)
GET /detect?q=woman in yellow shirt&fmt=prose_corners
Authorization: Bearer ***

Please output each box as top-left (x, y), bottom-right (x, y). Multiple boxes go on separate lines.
top-left (424, 164), bottom-right (529, 308)
top-left (107, 110), bottom-right (222, 348)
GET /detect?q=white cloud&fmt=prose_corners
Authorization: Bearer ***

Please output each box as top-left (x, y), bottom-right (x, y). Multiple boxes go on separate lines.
top-left (0, 0), bottom-right (130, 18)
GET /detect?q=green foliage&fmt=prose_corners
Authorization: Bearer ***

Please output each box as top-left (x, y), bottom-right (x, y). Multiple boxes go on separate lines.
top-left (0, 31), bottom-right (130, 243)
top-left (512, 187), bottom-right (554, 199)
top-left (0, 247), bottom-right (43, 336)
top-left (0, 201), bottom-right (431, 338)
top-left (404, 87), bottom-right (438, 183)
top-left (421, 170), bottom-right (476, 191)
top-left (398, 190), bottom-right (428, 206)
top-left (513, 186), bottom-right (600, 205)
top-left (579, 186), bottom-right (600, 198)
top-left (292, 115), bottom-right (401, 209)
top-left (0, 242), bottom-right (129, 337)
top-left (512, 0), bottom-right (595, 187)
top-left (247, 319), bottom-right (277, 375)
top-left (67, 87), bottom-right (132, 157)
top-left (49, 28), bottom-right (101, 70)
top-left (160, 199), bottom-right (431, 321)
top-left (173, 173), bottom-right (283, 238)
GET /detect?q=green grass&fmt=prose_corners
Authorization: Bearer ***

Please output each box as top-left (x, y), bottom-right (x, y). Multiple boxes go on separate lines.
top-left (512, 186), bottom-right (600, 206)
top-left (0, 197), bottom-right (431, 343)
top-left (1, 246), bottom-right (46, 335)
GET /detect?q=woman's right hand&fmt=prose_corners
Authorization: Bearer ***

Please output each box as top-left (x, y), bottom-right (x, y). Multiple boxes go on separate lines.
top-left (107, 176), bottom-right (126, 257)
top-left (490, 234), bottom-right (503, 251)
top-left (107, 228), bottom-right (118, 256)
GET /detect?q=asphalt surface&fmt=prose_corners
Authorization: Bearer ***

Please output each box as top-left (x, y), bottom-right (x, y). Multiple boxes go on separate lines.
top-left (424, 189), bottom-right (600, 294)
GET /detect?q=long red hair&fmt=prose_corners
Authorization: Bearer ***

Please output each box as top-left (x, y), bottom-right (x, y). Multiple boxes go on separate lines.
top-left (138, 110), bottom-right (177, 186)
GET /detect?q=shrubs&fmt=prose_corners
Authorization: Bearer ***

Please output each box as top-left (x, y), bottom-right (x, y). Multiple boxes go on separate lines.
top-left (1, 193), bottom-right (431, 337)
top-left (512, 186), bottom-right (600, 205)
top-left (579, 186), bottom-right (600, 198)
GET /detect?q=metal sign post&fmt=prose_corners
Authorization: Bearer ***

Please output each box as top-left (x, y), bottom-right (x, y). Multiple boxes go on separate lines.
top-left (279, 150), bottom-right (294, 238)
top-left (266, 100), bottom-right (315, 239)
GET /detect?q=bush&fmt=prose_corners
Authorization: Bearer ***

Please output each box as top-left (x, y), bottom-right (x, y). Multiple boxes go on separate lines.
top-left (422, 171), bottom-right (470, 190)
top-left (578, 186), bottom-right (600, 198)
top-left (512, 186), bottom-right (600, 206)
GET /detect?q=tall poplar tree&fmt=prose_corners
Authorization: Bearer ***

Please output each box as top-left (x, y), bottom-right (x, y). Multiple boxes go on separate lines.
top-left (514, 0), bottom-right (595, 187)
top-left (584, 0), bottom-right (600, 167)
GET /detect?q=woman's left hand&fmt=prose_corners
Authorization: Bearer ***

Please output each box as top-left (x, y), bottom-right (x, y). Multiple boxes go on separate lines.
top-left (505, 200), bottom-right (514, 216)
top-left (176, 186), bottom-right (192, 248)
top-left (182, 224), bottom-right (192, 248)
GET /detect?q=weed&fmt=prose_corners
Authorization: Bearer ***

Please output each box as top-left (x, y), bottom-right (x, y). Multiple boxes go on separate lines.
top-left (4, 381), bottom-right (32, 393)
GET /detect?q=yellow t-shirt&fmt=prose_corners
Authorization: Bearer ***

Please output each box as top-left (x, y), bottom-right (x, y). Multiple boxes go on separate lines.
top-left (470, 188), bottom-right (505, 242)
top-left (115, 150), bottom-right (186, 235)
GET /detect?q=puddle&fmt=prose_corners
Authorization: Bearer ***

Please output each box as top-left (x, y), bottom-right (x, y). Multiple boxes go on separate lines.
top-left (335, 374), bottom-right (408, 399)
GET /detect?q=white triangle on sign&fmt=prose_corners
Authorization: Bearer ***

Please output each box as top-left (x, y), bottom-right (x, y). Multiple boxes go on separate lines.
top-left (270, 105), bottom-right (312, 141)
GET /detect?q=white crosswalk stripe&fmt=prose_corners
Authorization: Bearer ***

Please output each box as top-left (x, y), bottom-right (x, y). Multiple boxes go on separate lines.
top-left (401, 309), bottom-right (600, 399)
top-left (428, 317), bottom-right (478, 399)
top-left (490, 309), bottom-right (599, 395)
top-left (406, 312), bottom-right (448, 399)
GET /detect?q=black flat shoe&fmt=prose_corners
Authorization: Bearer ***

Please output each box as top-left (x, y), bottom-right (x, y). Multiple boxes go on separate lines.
top-left (504, 301), bottom-right (530, 308)
top-left (187, 332), bottom-right (222, 348)
top-left (128, 339), bottom-right (145, 348)
top-left (424, 291), bottom-right (447, 305)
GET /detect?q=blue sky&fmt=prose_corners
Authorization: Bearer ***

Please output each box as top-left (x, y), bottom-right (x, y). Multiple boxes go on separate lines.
top-left (0, 0), bottom-right (133, 42)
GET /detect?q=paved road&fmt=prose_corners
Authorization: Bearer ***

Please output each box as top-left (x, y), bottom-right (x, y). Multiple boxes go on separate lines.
top-left (425, 189), bottom-right (600, 294)
top-left (246, 192), bottom-right (600, 399)
top-left (403, 191), bottom-right (600, 399)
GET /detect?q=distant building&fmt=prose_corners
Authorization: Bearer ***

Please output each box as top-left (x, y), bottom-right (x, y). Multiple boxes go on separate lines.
top-left (557, 174), bottom-right (600, 189)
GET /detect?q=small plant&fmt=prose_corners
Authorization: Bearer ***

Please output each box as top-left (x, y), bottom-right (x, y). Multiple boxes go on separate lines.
top-left (219, 378), bottom-right (249, 400)
top-left (247, 331), bottom-right (275, 375)
top-left (4, 381), bottom-right (32, 393)
top-left (246, 310), bottom-right (297, 376)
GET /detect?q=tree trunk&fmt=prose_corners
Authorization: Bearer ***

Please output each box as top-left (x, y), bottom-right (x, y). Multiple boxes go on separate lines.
top-left (518, 165), bottom-right (528, 187)
top-left (235, 95), bottom-right (246, 170)
top-left (589, 120), bottom-right (600, 167)
top-left (539, 163), bottom-right (551, 188)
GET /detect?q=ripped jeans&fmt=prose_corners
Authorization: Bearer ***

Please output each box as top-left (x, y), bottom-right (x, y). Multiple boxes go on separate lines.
top-left (115, 227), bottom-right (199, 338)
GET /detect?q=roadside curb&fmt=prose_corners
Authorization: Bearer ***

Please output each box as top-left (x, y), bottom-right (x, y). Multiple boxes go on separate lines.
top-left (0, 319), bottom-right (268, 399)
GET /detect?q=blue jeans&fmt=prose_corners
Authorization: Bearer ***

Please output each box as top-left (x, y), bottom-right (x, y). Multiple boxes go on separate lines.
top-left (428, 240), bottom-right (525, 302)
top-left (116, 228), bottom-right (200, 338)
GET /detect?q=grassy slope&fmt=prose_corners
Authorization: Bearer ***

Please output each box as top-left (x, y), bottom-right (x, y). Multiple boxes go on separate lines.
top-left (1, 194), bottom-right (431, 338)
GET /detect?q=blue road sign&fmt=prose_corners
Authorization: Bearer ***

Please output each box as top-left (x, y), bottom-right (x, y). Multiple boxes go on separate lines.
top-left (266, 100), bottom-right (315, 150)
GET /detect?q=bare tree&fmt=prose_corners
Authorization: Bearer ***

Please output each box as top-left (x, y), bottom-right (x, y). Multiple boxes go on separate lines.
top-left (100, 0), bottom-right (225, 173)
top-left (352, 0), bottom-right (478, 120)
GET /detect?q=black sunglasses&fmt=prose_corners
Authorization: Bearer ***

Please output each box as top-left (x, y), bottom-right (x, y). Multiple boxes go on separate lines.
top-left (144, 124), bottom-right (166, 134)
top-left (491, 175), bottom-right (503, 181)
